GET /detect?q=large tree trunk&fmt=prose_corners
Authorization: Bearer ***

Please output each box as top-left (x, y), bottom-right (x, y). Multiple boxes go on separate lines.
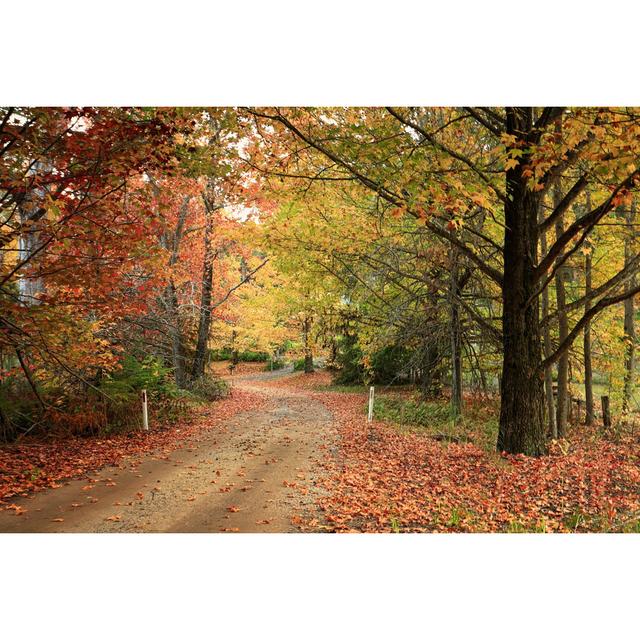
top-left (497, 108), bottom-right (546, 456)
top-left (622, 200), bottom-right (637, 414)
top-left (191, 204), bottom-right (215, 381)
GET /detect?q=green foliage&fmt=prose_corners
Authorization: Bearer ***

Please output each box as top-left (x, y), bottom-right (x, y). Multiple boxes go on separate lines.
top-left (264, 357), bottom-right (286, 371)
top-left (189, 376), bottom-right (230, 401)
top-left (374, 395), bottom-right (452, 426)
top-left (372, 393), bottom-right (499, 452)
top-left (92, 355), bottom-right (185, 434)
top-left (293, 358), bottom-right (307, 371)
top-left (210, 348), bottom-right (268, 362)
top-left (332, 334), bottom-right (365, 385)
top-left (369, 345), bottom-right (411, 384)
top-left (98, 355), bottom-right (178, 400)
top-left (321, 383), bottom-right (368, 394)
top-left (333, 335), bottom-right (413, 386)
top-left (0, 373), bottom-right (42, 441)
top-left (0, 354), bottom-right (197, 440)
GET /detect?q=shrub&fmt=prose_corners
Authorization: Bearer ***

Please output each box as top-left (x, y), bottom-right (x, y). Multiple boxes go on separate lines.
top-left (332, 337), bottom-right (413, 386)
top-left (332, 334), bottom-right (365, 385)
top-left (189, 375), bottom-right (230, 401)
top-left (209, 348), bottom-right (268, 362)
top-left (0, 373), bottom-right (43, 441)
top-left (370, 345), bottom-right (411, 384)
top-left (88, 355), bottom-right (183, 434)
top-left (264, 358), bottom-right (285, 371)
top-left (98, 354), bottom-right (178, 398)
top-left (238, 350), bottom-right (268, 362)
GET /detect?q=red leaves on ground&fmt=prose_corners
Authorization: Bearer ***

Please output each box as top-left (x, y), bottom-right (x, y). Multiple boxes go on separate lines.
top-left (321, 392), bottom-right (640, 532)
top-left (0, 389), bottom-right (265, 509)
top-left (271, 375), bottom-right (640, 533)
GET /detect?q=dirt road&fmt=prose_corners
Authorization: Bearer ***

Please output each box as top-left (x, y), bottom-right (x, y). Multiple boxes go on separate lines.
top-left (0, 370), bottom-right (333, 533)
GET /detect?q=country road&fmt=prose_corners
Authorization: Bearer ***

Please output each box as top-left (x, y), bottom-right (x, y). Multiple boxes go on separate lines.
top-left (0, 370), bottom-right (334, 533)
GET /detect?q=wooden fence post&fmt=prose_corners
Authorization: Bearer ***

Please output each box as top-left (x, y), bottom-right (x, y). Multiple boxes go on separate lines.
top-left (141, 389), bottom-right (149, 431)
top-left (368, 386), bottom-right (375, 423)
top-left (601, 395), bottom-right (611, 427)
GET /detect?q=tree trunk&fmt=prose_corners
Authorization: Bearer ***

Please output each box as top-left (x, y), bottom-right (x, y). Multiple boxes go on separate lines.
top-left (584, 244), bottom-right (594, 425)
top-left (497, 108), bottom-right (546, 456)
top-left (18, 162), bottom-right (47, 305)
top-left (166, 279), bottom-right (187, 387)
top-left (622, 200), bottom-right (637, 414)
top-left (191, 204), bottom-right (215, 381)
top-left (449, 248), bottom-right (463, 419)
top-left (167, 196), bottom-right (190, 387)
top-left (553, 176), bottom-right (569, 437)
top-left (539, 209), bottom-right (557, 437)
top-left (302, 315), bottom-right (314, 373)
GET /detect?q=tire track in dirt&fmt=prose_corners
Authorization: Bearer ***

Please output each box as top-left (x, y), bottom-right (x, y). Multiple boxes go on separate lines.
top-left (0, 371), bottom-right (334, 533)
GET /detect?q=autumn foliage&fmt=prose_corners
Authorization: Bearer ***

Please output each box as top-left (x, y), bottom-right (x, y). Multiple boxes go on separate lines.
top-left (267, 373), bottom-right (640, 532)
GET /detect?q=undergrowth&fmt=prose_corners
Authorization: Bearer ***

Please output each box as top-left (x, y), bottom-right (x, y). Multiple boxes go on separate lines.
top-left (0, 355), bottom-right (230, 441)
top-left (372, 393), bottom-right (499, 452)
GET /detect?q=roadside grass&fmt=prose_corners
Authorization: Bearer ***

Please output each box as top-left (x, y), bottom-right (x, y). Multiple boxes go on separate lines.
top-left (320, 383), bottom-right (369, 394)
top-left (371, 392), bottom-right (500, 453)
top-left (321, 380), bottom-right (500, 452)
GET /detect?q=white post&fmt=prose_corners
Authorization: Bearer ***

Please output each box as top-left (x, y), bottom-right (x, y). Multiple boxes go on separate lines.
top-left (141, 389), bottom-right (149, 431)
top-left (368, 386), bottom-right (375, 422)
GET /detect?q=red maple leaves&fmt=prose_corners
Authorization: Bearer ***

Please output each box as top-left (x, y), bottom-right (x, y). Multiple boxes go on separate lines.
top-left (271, 373), bottom-right (640, 533)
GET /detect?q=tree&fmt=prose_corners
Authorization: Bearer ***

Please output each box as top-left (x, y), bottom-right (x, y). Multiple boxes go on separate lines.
top-left (1, 107), bottom-right (180, 402)
top-left (244, 106), bottom-right (640, 455)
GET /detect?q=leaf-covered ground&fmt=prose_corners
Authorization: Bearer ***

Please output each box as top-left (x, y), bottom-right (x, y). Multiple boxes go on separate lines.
top-left (265, 372), bottom-right (640, 532)
top-left (4, 371), bottom-right (640, 532)
top-left (0, 389), bottom-right (265, 510)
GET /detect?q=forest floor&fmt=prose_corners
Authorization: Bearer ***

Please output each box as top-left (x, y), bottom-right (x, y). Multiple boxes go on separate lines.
top-left (2, 368), bottom-right (640, 533)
